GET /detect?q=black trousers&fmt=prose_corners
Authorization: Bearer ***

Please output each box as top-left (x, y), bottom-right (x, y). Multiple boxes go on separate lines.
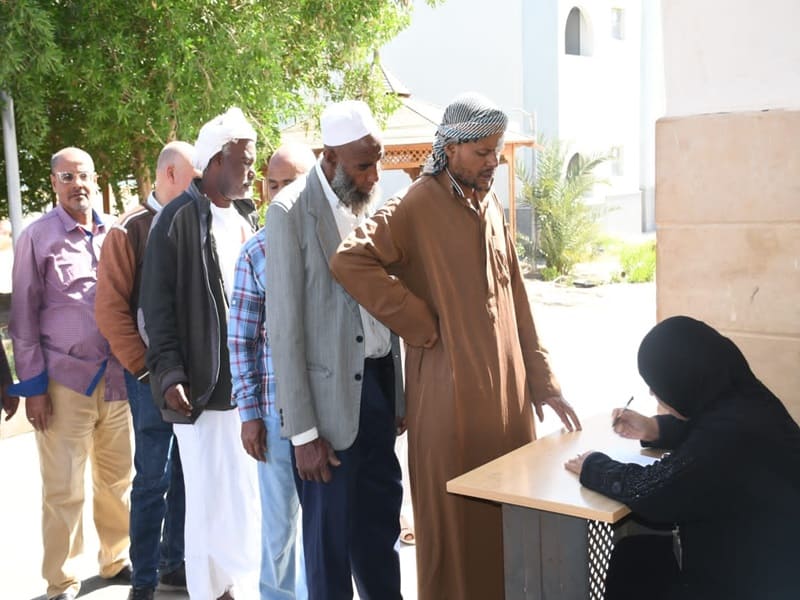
top-left (292, 354), bottom-right (403, 600)
top-left (604, 534), bottom-right (681, 600)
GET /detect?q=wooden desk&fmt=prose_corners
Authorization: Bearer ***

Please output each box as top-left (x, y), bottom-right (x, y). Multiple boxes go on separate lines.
top-left (447, 413), bottom-right (659, 600)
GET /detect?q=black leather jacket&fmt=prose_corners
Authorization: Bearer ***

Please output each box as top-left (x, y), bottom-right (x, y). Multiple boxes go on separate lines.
top-left (140, 178), bottom-right (257, 423)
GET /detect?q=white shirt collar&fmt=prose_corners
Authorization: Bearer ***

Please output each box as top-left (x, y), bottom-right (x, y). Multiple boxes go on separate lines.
top-left (315, 159), bottom-right (342, 213)
top-left (146, 191), bottom-right (163, 213)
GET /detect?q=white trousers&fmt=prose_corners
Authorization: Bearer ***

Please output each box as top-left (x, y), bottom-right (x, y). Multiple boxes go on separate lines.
top-left (175, 409), bottom-right (260, 600)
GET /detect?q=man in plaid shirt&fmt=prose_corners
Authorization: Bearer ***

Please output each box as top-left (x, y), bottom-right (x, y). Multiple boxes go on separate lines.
top-left (228, 144), bottom-right (315, 600)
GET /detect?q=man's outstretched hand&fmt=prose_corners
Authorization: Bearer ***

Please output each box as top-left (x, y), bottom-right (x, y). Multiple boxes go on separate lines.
top-left (535, 395), bottom-right (582, 432)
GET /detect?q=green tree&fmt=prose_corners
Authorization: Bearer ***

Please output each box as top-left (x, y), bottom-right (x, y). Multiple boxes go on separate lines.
top-left (517, 137), bottom-right (608, 276)
top-left (0, 1), bottom-right (63, 213)
top-left (1, 0), bottom-right (433, 216)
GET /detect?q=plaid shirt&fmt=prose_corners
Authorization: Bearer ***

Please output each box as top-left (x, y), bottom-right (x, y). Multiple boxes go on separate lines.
top-left (228, 230), bottom-right (274, 422)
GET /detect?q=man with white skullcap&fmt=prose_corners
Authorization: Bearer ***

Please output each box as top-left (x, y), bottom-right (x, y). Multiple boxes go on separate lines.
top-left (140, 107), bottom-right (261, 600)
top-left (331, 93), bottom-right (582, 600)
top-left (265, 100), bottom-right (404, 600)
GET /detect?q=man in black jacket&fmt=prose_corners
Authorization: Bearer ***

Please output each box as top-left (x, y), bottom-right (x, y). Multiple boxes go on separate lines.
top-left (140, 107), bottom-right (260, 600)
top-left (96, 140), bottom-right (197, 600)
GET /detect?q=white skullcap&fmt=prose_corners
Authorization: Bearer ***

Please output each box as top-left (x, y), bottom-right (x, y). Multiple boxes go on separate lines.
top-left (320, 100), bottom-right (380, 147)
top-left (193, 107), bottom-right (257, 171)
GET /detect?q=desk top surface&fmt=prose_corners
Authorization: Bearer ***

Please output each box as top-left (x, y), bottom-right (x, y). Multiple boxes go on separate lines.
top-left (446, 413), bottom-right (661, 523)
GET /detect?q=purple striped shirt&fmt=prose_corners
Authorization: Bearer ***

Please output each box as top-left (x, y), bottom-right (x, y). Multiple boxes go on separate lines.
top-left (8, 205), bottom-right (125, 400)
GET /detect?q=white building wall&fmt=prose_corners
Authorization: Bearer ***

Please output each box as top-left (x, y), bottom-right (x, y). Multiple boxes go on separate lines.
top-left (662, 0), bottom-right (800, 117)
top-left (379, 0), bottom-right (525, 204)
top-left (522, 0), bottom-right (560, 139)
top-left (379, 0), bottom-right (663, 233)
top-left (381, 0), bottom-right (525, 111)
top-left (640, 0), bottom-right (665, 231)
top-left (558, 2), bottom-right (642, 190)
top-left (657, 0), bottom-right (800, 420)
top-left (555, 1), bottom-right (646, 235)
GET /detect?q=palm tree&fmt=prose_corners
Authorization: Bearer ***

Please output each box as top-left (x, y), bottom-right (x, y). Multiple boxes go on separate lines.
top-left (517, 137), bottom-right (608, 277)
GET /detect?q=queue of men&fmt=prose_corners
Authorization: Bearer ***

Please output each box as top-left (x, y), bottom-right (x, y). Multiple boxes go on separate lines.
top-left (4, 94), bottom-right (581, 600)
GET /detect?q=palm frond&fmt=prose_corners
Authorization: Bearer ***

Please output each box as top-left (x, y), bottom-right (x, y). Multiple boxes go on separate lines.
top-left (515, 135), bottom-right (609, 275)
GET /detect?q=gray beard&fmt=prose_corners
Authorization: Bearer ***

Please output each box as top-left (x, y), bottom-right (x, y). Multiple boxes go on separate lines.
top-left (331, 164), bottom-right (377, 216)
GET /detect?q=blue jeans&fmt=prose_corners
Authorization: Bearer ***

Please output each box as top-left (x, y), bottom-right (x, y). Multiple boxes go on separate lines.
top-left (125, 370), bottom-right (185, 589)
top-left (259, 413), bottom-right (307, 599)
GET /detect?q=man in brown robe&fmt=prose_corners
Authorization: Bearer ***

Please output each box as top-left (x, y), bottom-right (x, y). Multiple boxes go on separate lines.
top-left (330, 93), bottom-right (582, 600)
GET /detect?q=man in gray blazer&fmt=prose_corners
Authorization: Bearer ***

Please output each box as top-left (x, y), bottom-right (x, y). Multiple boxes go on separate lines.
top-left (264, 101), bottom-right (403, 600)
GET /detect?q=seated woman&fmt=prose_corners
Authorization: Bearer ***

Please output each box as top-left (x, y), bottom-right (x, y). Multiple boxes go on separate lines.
top-left (565, 315), bottom-right (800, 600)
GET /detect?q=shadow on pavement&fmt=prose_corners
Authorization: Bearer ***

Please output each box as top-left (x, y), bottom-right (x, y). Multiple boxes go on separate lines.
top-left (29, 574), bottom-right (127, 600)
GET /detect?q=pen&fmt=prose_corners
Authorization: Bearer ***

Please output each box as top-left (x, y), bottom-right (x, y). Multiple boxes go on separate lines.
top-left (612, 395), bottom-right (634, 427)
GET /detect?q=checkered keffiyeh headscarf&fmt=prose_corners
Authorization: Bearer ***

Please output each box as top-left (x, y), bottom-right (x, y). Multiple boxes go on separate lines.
top-left (423, 93), bottom-right (509, 175)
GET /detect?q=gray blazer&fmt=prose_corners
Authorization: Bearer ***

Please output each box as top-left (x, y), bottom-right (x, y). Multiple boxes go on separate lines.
top-left (264, 169), bottom-right (404, 450)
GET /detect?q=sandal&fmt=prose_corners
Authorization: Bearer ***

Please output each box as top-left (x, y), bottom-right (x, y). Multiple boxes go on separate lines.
top-left (399, 515), bottom-right (416, 545)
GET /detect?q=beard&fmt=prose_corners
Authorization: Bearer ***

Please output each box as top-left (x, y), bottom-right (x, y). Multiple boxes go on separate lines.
top-left (331, 164), bottom-right (378, 216)
top-left (450, 166), bottom-right (495, 193)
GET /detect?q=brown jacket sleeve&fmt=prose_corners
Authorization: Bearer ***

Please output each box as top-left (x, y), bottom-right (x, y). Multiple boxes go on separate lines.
top-left (330, 197), bottom-right (439, 348)
top-left (96, 226), bottom-right (147, 376)
top-left (505, 222), bottom-right (562, 403)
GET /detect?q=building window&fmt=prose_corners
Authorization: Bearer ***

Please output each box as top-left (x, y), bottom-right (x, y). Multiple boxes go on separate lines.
top-left (611, 8), bottom-right (625, 40)
top-left (565, 7), bottom-right (592, 56)
top-left (610, 146), bottom-right (624, 176)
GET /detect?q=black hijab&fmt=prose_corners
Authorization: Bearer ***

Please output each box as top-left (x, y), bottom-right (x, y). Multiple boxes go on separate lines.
top-left (637, 316), bottom-right (771, 419)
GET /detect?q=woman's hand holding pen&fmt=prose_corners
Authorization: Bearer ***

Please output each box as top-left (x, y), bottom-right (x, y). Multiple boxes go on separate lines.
top-left (612, 408), bottom-right (659, 442)
top-left (565, 401), bottom-right (662, 476)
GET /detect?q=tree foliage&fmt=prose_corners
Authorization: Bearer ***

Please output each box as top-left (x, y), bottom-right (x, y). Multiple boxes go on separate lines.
top-left (517, 137), bottom-right (608, 276)
top-left (1, 0), bottom-right (431, 215)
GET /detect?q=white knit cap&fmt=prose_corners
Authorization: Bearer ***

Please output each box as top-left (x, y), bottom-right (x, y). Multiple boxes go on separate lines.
top-left (193, 107), bottom-right (257, 171)
top-left (320, 100), bottom-right (380, 147)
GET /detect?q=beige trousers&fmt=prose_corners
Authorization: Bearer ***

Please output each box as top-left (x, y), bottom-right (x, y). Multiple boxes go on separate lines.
top-left (36, 380), bottom-right (132, 597)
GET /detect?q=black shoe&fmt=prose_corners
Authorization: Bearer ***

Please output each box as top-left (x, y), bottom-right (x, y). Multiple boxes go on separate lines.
top-left (128, 587), bottom-right (155, 600)
top-left (159, 562), bottom-right (187, 591)
top-left (108, 564), bottom-right (133, 582)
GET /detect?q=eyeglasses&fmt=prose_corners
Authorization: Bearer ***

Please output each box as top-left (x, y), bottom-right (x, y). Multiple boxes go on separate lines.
top-left (53, 171), bottom-right (95, 184)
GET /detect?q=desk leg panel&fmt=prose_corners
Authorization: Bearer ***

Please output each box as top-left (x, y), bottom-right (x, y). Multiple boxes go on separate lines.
top-left (502, 505), bottom-right (591, 600)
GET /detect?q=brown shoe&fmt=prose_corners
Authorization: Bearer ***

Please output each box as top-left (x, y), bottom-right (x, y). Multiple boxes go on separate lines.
top-left (217, 591), bottom-right (234, 600)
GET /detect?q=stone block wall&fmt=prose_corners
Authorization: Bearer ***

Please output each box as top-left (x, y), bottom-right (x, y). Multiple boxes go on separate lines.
top-left (656, 109), bottom-right (800, 421)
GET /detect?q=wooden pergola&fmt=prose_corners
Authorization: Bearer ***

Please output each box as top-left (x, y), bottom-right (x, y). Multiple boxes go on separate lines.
top-left (279, 87), bottom-right (535, 234)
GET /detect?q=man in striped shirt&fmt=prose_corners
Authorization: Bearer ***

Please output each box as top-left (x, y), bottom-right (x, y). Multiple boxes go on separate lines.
top-left (228, 143), bottom-right (315, 600)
